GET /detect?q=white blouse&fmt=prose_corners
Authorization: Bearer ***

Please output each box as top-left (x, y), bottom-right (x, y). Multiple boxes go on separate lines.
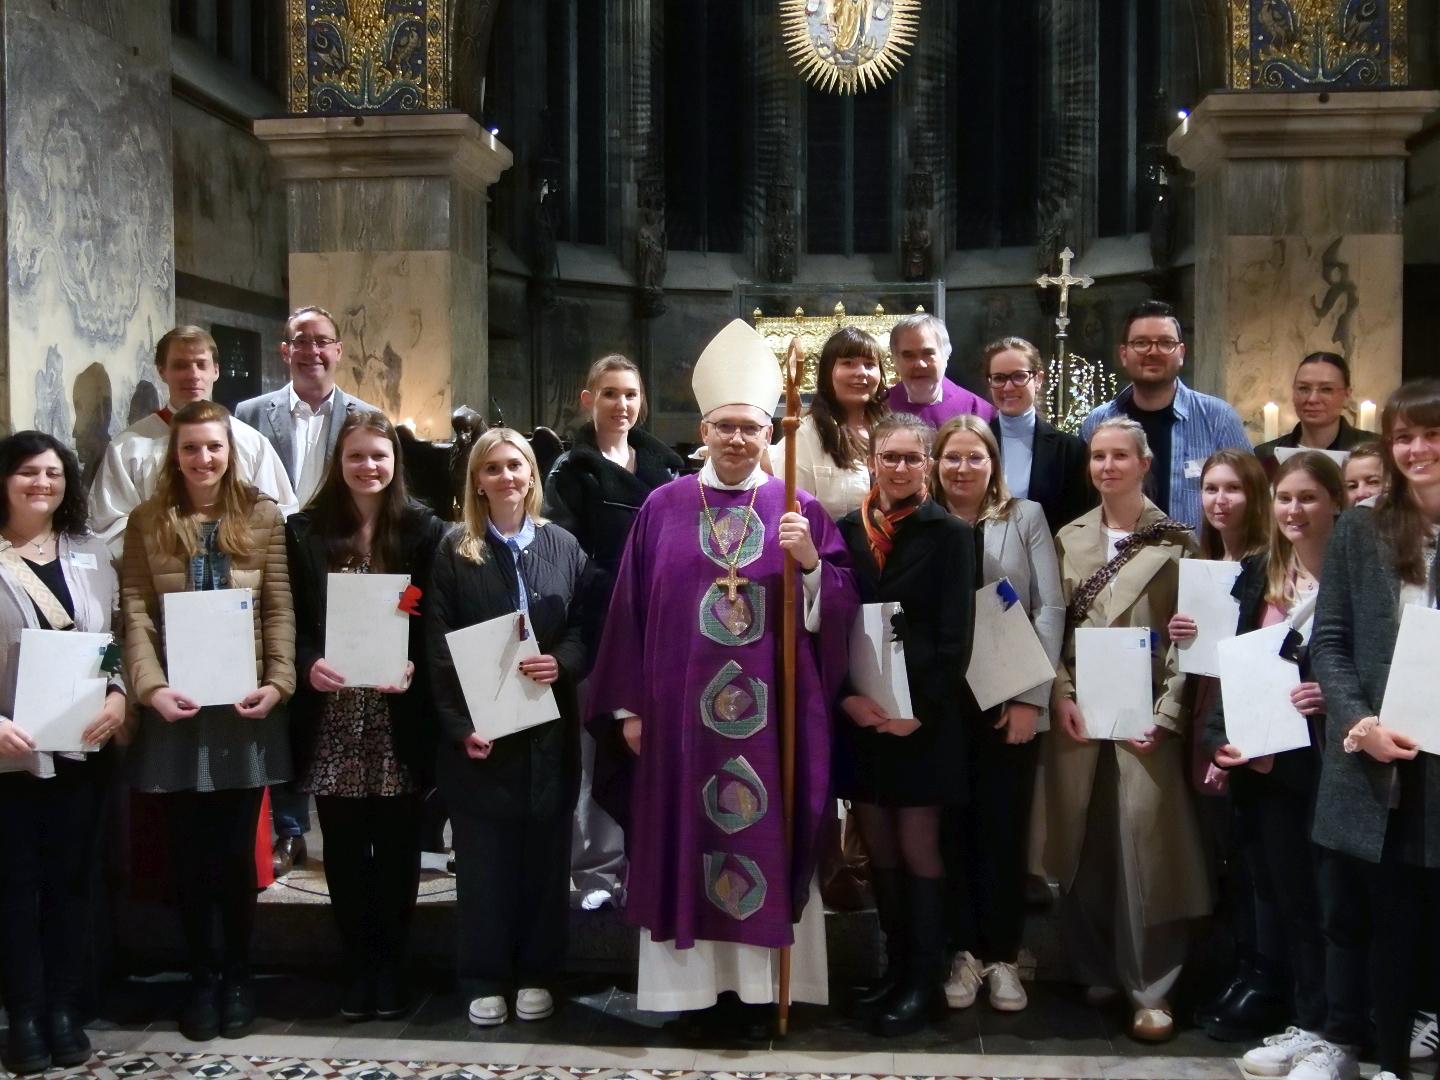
top-left (768, 415), bottom-right (872, 522)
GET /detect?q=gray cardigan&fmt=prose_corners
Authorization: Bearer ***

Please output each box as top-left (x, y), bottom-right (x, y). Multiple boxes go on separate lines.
top-left (979, 498), bottom-right (1066, 729)
top-left (1310, 506), bottom-right (1440, 867)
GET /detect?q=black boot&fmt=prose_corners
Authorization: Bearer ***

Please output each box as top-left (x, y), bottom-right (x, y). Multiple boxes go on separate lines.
top-left (1202, 982), bottom-right (1286, 1041)
top-left (854, 868), bottom-right (906, 1014)
top-left (872, 875), bottom-right (946, 1038)
top-left (3, 1012), bottom-right (51, 1075)
top-left (179, 971), bottom-right (221, 1042)
top-left (219, 972), bottom-right (256, 1039)
top-left (46, 1005), bottom-right (93, 1067)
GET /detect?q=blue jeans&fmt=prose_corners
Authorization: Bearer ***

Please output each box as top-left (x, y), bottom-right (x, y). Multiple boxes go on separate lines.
top-left (269, 781), bottom-right (311, 837)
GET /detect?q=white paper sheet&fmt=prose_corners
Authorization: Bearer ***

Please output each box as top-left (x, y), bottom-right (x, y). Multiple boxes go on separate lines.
top-left (324, 573), bottom-right (411, 687)
top-left (1273, 446), bottom-right (1351, 468)
top-left (966, 579), bottom-right (1056, 711)
top-left (1176, 560), bottom-right (1243, 677)
top-left (446, 612), bottom-right (561, 741)
top-left (848, 602), bottom-right (914, 720)
top-left (1380, 604), bottom-right (1440, 755)
top-left (13, 629), bottom-right (110, 752)
top-left (1075, 626), bottom-right (1154, 740)
top-left (1217, 623), bottom-right (1309, 759)
top-left (163, 589), bottom-right (259, 706)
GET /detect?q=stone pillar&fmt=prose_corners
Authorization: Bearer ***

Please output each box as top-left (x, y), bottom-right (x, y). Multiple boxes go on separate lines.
top-left (1, 0), bottom-right (174, 474)
top-left (1169, 91), bottom-right (1439, 438)
top-left (254, 115), bottom-right (512, 438)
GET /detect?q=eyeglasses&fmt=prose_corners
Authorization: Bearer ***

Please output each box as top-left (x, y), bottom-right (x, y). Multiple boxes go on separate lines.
top-left (285, 336), bottom-right (339, 350)
top-left (986, 370), bottom-right (1036, 388)
top-left (1124, 338), bottom-right (1182, 355)
top-left (707, 421), bottom-right (767, 440)
top-left (876, 452), bottom-right (929, 469)
top-left (940, 451), bottom-right (991, 469)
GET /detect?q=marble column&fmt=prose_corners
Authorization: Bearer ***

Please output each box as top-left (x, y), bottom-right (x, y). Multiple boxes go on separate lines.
top-left (1, 0), bottom-right (174, 472)
top-left (1169, 91), bottom-right (1440, 439)
top-left (254, 115), bottom-right (513, 439)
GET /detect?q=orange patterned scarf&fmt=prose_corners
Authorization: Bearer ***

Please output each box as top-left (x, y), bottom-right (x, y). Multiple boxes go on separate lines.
top-left (861, 487), bottom-right (926, 572)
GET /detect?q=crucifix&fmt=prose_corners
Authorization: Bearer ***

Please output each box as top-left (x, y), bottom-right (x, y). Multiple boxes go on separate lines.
top-left (1035, 246), bottom-right (1094, 425)
top-left (716, 562), bottom-right (751, 603)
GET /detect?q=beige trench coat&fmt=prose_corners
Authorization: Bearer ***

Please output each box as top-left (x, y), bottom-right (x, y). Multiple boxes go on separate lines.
top-left (1030, 500), bottom-right (1213, 927)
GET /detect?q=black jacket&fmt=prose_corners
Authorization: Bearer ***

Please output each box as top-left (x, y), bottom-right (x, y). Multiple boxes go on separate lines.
top-left (990, 415), bottom-right (1094, 534)
top-left (837, 498), bottom-right (978, 805)
top-left (285, 506), bottom-right (449, 783)
top-left (425, 523), bottom-right (590, 819)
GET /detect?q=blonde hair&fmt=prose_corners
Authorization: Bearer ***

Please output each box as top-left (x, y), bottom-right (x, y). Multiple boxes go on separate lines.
top-left (1090, 416), bottom-right (1153, 460)
top-left (152, 400), bottom-right (259, 560)
top-left (457, 428), bottom-right (548, 563)
top-left (931, 414), bottom-right (1016, 521)
top-left (1263, 451), bottom-right (1345, 607)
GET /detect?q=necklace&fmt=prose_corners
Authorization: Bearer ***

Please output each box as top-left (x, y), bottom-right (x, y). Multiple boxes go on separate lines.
top-left (697, 475), bottom-right (763, 635)
top-left (3, 529), bottom-right (53, 553)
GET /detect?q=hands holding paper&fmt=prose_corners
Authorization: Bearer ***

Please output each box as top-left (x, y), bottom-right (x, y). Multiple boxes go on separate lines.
top-left (842, 694), bottom-right (920, 737)
top-left (0, 718), bottom-right (34, 758)
top-left (1126, 725), bottom-right (1169, 755)
top-left (151, 687), bottom-right (201, 723)
top-left (1168, 612), bottom-right (1197, 642)
top-left (236, 684), bottom-right (282, 719)
top-left (310, 658), bottom-right (415, 695)
top-left (519, 654), bottom-right (560, 685)
top-left (79, 690), bottom-right (127, 747)
top-left (1290, 681), bottom-right (1325, 716)
top-left (464, 733), bottom-right (494, 760)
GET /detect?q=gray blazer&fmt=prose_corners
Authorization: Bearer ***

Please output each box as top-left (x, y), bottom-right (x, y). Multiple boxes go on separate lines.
top-left (1311, 506), bottom-right (1440, 867)
top-left (234, 384), bottom-right (379, 488)
top-left (980, 498), bottom-right (1066, 727)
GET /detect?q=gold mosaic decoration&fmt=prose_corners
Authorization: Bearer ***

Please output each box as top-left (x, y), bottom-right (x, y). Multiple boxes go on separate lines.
top-left (1227, 0), bottom-right (1406, 88)
top-left (288, 0), bottom-right (450, 114)
top-left (752, 301), bottom-right (910, 396)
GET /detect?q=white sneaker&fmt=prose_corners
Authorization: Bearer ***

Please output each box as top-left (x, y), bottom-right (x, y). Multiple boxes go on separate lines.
top-left (983, 960), bottom-right (1027, 1012)
top-left (1242, 1027), bottom-right (1325, 1077)
top-left (944, 951), bottom-right (983, 1009)
top-left (468, 994), bottom-right (507, 1026)
top-left (1373, 1072), bottom-right (1403, 1080)
top-left (515, 987), bottom-right (554, 1021)
top-left (1288, 1041), bottom-right (1360, 1080)
top-left (579, 888), bottom-right (613, 911)
top-left (1411, 1011), bottom-right (1438, 1060)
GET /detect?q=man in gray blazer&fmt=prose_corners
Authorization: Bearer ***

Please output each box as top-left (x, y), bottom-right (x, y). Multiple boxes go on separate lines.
top-left (236, 304), bottom-right (378, 876)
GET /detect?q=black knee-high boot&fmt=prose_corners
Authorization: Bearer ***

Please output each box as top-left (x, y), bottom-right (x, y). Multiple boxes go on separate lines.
top-left (873, 875), bottom-right (945, 1037)
top-left (854, 868), bottom-right (906, 1012)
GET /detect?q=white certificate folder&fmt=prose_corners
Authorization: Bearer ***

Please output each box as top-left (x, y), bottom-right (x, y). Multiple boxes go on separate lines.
top-left (163, 589), bottom-right (258, 706)
top-left (1381, 604), bottom-right (1440, 755)
top-left (446, 613), bottom-right (561, 741)
top-left (849, 602), bottom-right (914, 721)
top-left (966, 579), bottom-right (1055, 711)
top-left (13, 629), bottom-right (110, 751)
top-left (1176, 560), bottom-right (1243, 677)
top-left (1217, 623), bottom-right (1309, 759)
top-left (1075, 627), bottom-right (1154, 740)
top-left (324, 573), bottom-right (411, 687)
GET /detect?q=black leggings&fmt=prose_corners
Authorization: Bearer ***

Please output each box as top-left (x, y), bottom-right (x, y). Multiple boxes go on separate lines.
top-left (161, 787), bottom-right (264, 980)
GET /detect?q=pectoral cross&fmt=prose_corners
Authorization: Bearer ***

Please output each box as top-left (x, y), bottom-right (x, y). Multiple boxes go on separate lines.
top-left (716, 563), bottom-right (750, 603)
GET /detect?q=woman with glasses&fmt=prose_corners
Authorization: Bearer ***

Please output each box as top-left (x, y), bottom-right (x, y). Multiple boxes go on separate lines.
top-left (1255, 353), bottom-right (1378, 467)
top-left (836, 413), bottom-right (977, 1035)
top-left (982, 338), bottom-right (1091, 534)
top-left (929, 415), bottom-right (1064, 1016)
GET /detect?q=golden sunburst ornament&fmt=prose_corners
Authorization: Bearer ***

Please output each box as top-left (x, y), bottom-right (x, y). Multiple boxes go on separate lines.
top-left (781, 0), bottom-right (920, 94)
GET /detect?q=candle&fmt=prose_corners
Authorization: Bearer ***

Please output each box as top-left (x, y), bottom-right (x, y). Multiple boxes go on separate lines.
top-left (1263, 402), bottom-right (1280, 442)
top-left (1359, 399), bottom-right (1377, 432)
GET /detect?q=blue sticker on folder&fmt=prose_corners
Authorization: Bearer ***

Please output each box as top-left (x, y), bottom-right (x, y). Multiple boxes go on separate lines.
top-left (1150, 628), bottom-right (1161, 654)
top-left (995, 579), bottom-right (1020, 610)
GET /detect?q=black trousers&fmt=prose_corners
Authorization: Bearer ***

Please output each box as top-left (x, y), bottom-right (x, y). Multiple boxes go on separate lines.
top-left (314, 793), bottom-right (422, 974)
top-left (1230, 777), bottom-right (1326, 1029)
top-left (944, 722), bottom-right (1038, 963)
top-left (160, 787), bottom-right (264, 979)
top-left (0, 754), bottom-right (112, 1015)
top-left (450, 806), bottom-right (569, 996)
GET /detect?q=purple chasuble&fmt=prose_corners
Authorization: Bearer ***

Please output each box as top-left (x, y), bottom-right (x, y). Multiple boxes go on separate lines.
top-left (586, 474), bottom-right (857, 950)
top-left (887, 376), bottom-right (996, 425)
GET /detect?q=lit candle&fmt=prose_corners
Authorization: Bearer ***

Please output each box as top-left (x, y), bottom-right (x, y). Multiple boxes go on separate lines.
top-left (1263, 402), bottom-right (1280, 442)
top-left (1359, 399), bottom-right (1377, 432)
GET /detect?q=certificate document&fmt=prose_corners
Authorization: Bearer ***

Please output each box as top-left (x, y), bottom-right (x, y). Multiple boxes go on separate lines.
top-left (1381, 604), bottom-right (1440, 755)
top-left (1217, 623), bottom-right (1309, 759)
top-left (163, 589), bottom-right (258, 706)
top-left (446, 612), bottom-right (561, 741)
top-left (13, 629), bottom-right (110, 751)
top-left (966, 579), bottom-right (1055, 711)
top-left (1075, 626), bottom-right (1154, 740)
top-left (1274, 446), bottom-right (1351, 468)
top-left (849, 602), bottom-right (914, 721)
top-left (1176, 560), bottom-right (1243, 677)
top-left (325, 573), bottom-right (411, 687)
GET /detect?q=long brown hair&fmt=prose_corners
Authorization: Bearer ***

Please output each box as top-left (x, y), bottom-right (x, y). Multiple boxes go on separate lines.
top-left (1198, 450), bottom-right (1270, 560)
top-left (305, 410), bottom-right (418, 572)
top-left (931, 414), bottom-right (1016, 521)
top-left (808, 327), bottom-right (888, 469)
top-left (584, 353), bottom-right (647, 423)
top-left (1375, 379), bottom-right (1440, 585)
top-left (1263, 451), bottom-right (1345, 607)
top-left (152, 400), bottom-right (259, 559)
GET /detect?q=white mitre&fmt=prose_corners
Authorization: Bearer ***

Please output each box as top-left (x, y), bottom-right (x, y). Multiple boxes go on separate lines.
top-left (692, 318), bottom-right (783, 419)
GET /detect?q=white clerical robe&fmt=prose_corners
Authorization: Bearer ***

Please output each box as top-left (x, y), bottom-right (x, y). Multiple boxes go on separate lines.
top-left (90, 411), bottom-right (299, 559)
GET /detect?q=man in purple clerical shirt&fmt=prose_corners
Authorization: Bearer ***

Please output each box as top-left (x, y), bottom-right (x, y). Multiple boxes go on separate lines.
top-left (584, 319), bottom-right (858, 1035)
top-left (885, 313), bottom-right (997, 426)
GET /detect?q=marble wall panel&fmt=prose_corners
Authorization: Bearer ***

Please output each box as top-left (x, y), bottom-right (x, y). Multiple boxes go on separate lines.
top-left (4, 4), bottom-right (173, 460)
top-left (285, 178), bottom-right (452, 253)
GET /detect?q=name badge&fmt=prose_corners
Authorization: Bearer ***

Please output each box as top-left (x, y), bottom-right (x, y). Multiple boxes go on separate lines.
top-left (1183, 459), bottom-right (1204, 479)
top-left (69, 552), bottom-right (98, 571)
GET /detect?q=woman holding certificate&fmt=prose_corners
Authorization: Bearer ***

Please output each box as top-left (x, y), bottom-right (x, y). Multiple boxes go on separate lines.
top-left (0, 432), bottom-right (124, 1075)
top-left (286, 411), bottom-right (448, 1021)
top-left (836, 413), bottom-right (977, 1036)
top-left (122, 400), bottom-right (294, 1043)
top-left (1310, 379), bottom-right (1440, 1080)
top-left (929, 415), bottom-right (1063, 1015)
top-left (1036, 416), bottom-right (1207, 1043)
top-left (426, 428), bottom-right (588, 1029)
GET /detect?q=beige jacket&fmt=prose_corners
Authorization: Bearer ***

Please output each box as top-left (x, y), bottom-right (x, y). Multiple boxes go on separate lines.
top-left (121, 497), bottom-right (295, 706)
top-left (1030, 500), bottom-right (1212, 926)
